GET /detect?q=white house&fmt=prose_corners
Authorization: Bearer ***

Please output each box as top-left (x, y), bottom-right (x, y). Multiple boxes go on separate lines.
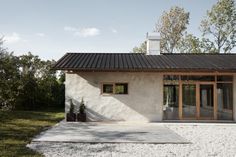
top-left (53, 34), bottom-right (236, 122)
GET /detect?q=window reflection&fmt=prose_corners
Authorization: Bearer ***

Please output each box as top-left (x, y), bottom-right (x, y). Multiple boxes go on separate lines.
top-left (163, 85), bottom-right (179, 120)
top-left (217, 83), bottom-right (233, 120)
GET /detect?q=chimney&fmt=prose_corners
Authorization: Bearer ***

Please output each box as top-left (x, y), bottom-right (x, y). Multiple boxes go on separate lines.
top-left (146, 32), bottom-right (161, 55)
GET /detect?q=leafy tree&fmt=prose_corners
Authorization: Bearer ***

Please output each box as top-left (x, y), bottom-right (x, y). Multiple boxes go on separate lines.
top-left (16, 52), bottom-right (41, 110)
top-left (132, 41), bottom-right (147, 53)
top-left (200, 0), bottom-right (236, 53)
top-left (17, 73), bottom-right (38, 110)
top-left (16, 53), bottom-right (65, 110)
top-left (177, 34), bottom-right (202, 53)
top-left (199, 38), bottom-right (217, 53)
top-left (156, 6), bottom-right (190, 53)
top-left (177, 34), bottom-right (216, 53)
top-left (0, 40), bottom-right (65, 111)
top-left (0, 39), bottom-right (20, 110)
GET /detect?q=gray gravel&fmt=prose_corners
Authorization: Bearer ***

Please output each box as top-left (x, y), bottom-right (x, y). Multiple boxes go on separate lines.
top-left (28, 123), bottom-right (236, 157)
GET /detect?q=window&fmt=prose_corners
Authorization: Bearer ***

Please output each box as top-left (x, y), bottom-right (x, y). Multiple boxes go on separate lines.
top-left (115, 83), bottom-right (128, 94)
top-left (102, 84), bottom-right (113, 94)
top-left (181, 75), bottom-right (215, 81)
top-left (101, 83), bottom-right (128, 95)
top-left (217, 83), bottom-right (233, 120)
top-left (163, 85), bottom-right (179, 120)
top-left (164, 75), bottom-right (179, 81)
top-left (217, 83), bottom-right (233, 110)
top-left (163, 74), bottom-right (234, 120)
top-left (217, 76), bottom-right (233, 82)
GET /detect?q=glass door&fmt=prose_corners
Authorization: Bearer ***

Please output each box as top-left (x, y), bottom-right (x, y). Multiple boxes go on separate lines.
top-left (182, 84), bottom-right (196, 119)
top-left (199, 84), bottom-right (214, 119)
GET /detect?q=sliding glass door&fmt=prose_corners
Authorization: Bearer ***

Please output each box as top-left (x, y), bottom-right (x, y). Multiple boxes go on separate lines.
top-left (182, 84), bottom-right (196, 119)
top-left (199, 84), bottom-right (214, 119)
top-left (163, 75), bottom-right (233, 121)
top-left (182, 83), bottom-right (214, 120)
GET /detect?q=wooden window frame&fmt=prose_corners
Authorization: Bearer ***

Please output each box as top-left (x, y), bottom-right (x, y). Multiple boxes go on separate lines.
top-left (101, 82), bottom-right (129, 95)
top-left (101, 83), bottom-right (114, 95)
top-left (163, 73), bottom-right (234, 121)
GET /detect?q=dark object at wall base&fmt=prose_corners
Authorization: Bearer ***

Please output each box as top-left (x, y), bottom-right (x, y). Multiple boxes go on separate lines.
top-left (66, 113), bottom-right (76, 122)
top-left (77, 113), bottom-right (86, 122)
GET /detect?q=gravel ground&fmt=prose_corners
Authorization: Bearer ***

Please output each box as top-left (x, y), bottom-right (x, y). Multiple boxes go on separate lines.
top-left (28, 123), bottom-right (236, 157)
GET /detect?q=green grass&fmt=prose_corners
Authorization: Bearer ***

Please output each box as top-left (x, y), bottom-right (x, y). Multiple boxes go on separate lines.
top-left (0, 110), bottom-right (64, 157)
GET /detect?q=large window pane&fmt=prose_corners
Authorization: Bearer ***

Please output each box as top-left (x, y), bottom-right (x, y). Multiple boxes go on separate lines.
top-left (217, 83), bottom-right (233, 120)
top-left (163, 75), bottom-right (179, 85)
top-left (102, 84), bottom-right (113, 94)
top-left (115, 83), bottom-right (128, 94)
top-left (164, 75), bottom-right (179, 81)
top-left (163, 85), bottom-right (179, 120)
top-left (182, 84), bottom-right (196, 118)
top-left (217, 76), bottom-right (233, 82)
top-left (181, 76), bottom-right (215, 81)
top-left (200, 84), bottom-right (214, 118)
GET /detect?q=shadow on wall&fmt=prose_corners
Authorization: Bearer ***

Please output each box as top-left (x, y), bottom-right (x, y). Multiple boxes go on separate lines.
top-left (65, 97), bottom-right (111, 122)
top-left (69, 72), bottom-right (162, 121)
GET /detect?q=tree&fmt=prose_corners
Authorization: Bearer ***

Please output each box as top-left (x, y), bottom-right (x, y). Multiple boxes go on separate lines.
top-left (0, 39), bottom-right (20, 110)
top-left (200, 0), bottom-right (236, 53)
top-left (156, 6), bottom-right (190, 53)
top-left (132, 41), bottom-right (147, 53)
top-left (0, 40), bottom-right (65, 110)
top-left (177, 34), bottom-right (216, 53)
top-left (177, 34), bottom-right (202, 53)
top-left (16, 53), bottom-right (65, 110)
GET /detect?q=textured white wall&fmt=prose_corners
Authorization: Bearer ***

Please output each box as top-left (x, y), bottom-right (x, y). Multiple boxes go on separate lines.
top-left (233, 74), bottom-right (236, 121)
top-left (65, 72), bottom-right (163, 122)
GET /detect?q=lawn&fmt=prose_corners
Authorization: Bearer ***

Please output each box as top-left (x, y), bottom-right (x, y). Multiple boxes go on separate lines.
top-left (0, 110), bottom-right (64, 157)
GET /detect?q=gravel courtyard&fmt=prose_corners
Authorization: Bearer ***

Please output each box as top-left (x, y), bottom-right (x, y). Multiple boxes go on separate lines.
top-left (28, 123), bottom-right (236, 157)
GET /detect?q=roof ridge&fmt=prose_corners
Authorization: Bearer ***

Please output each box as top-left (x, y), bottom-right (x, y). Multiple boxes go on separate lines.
top-left (66, 52), bottom-right (145, 55)
top-left (161, 53), bottom-right (236, 55)
top-left (66, 52), bottom-right (236, 55)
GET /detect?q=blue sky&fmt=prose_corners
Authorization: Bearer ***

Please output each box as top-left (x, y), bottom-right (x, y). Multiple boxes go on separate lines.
top-left (0, 0), bottom-right (217, 60)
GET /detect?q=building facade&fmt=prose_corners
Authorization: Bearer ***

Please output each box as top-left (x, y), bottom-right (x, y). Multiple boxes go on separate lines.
top-left (54, 53), bottom-right (236, 122)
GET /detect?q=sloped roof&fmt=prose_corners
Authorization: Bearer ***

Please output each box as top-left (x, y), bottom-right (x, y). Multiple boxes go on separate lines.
top-left (53, 53), bottom-right (236, 72)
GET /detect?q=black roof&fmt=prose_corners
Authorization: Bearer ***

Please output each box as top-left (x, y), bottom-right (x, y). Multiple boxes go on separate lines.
top-left (53, 53), bottom-right (236, 72)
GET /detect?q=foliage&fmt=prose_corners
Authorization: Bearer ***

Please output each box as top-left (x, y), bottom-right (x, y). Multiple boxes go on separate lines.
top-left (79, 98), bottom-right (86, 114)
top-left (0, 110), bottom-right (64, 157)
top-left (177, 34), bottom-right (202, 53)
top-left (177, 34), bottom-right (216, 53)
top-left (0, 39), bottom-right (65, 110)
top-left (200, 0), bottom-right (236, 53)
top-left (0, 42), bottom-right (20, 110)
top-left (132, 41), bottom-right (147, 53)
top-left (156, 6), bottom-right (190, 53)
top-left (69, 99), bottom-right (75, 114)
top-left (131, 0), bottom-right (236, 54)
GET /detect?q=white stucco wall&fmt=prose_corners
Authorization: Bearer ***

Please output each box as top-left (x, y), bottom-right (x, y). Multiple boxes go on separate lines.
top-left (65, 72), bottom-right (163, 122)
top-left (233, 74), bottom-right (236, 121)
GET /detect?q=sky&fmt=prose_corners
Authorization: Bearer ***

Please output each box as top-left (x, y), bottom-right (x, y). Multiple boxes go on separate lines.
top-left (0, 0), bottom-right (218, 60)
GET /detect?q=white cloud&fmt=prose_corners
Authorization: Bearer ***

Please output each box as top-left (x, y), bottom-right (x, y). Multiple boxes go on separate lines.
top-left (111, 28), bottom-right (118, 33)
top-left (35, 33), bottom-right (45, 37)
top-left (64, 26), bottom-right (77, 32)
top-left (4, 32), bottom-right (22, 44)
top-left (74, 28), bottom-right (100, 37)
top-left (64, 26), bottom-right (100, 37)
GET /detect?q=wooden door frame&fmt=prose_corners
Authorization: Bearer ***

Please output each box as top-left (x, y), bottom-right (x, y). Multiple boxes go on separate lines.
top-left (198, 82), bottom-right (215, 120)
top-left (179, 81), bottom-right (217, 120)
